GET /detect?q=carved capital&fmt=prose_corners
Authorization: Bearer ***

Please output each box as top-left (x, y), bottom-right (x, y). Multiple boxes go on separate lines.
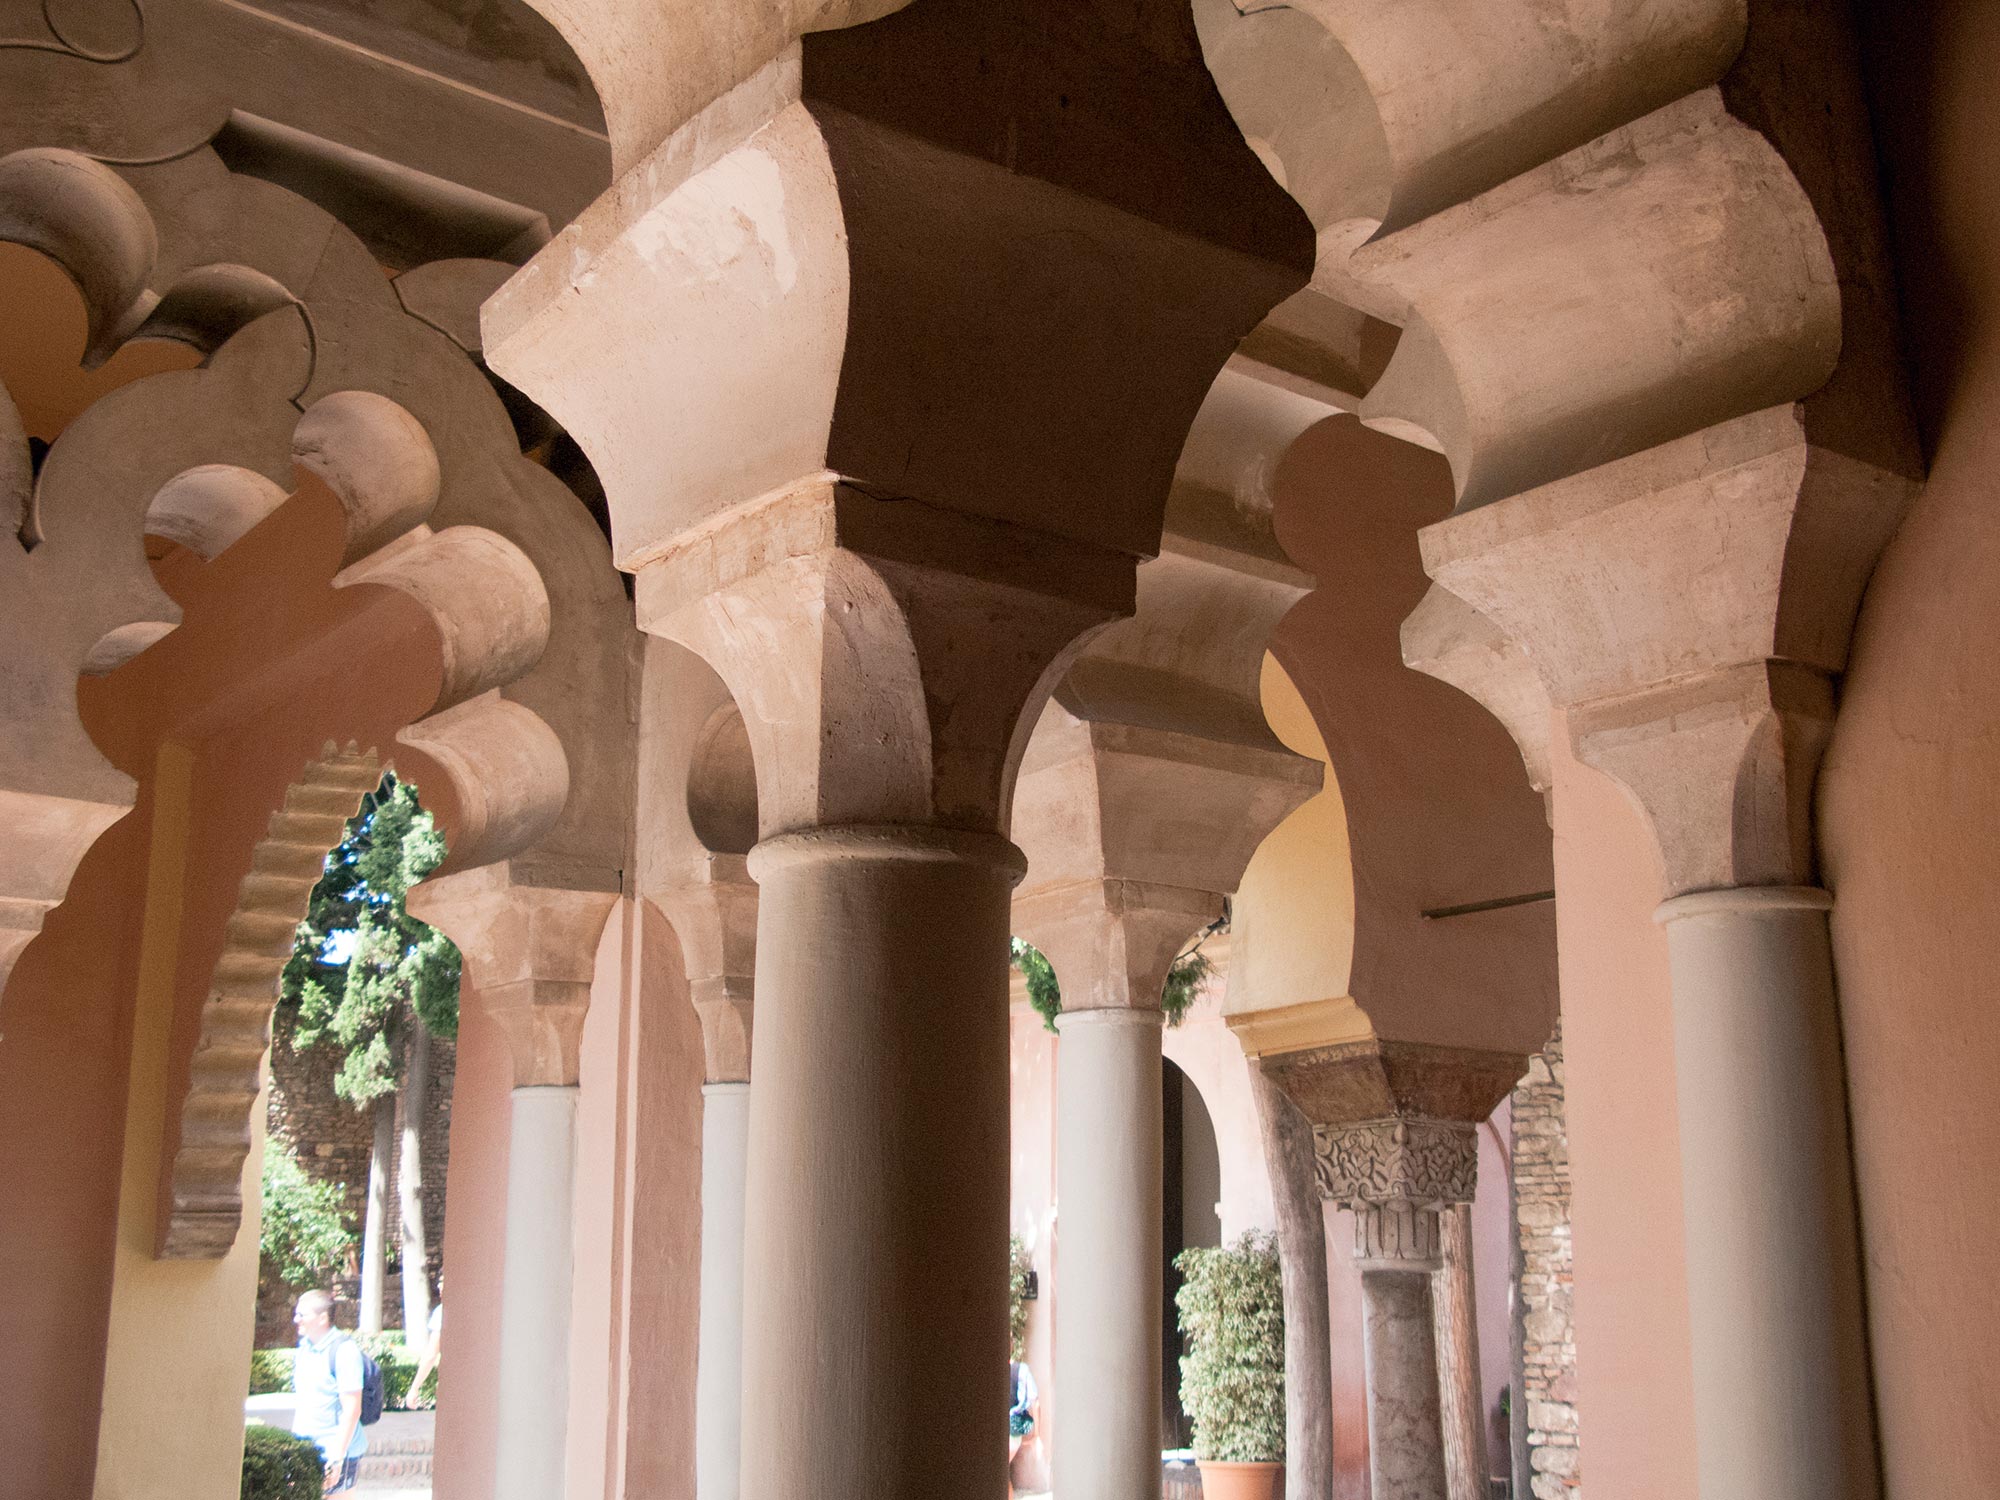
top-left (1314, 1117), bottom-right (1478, 1212)
top-left (1351, 1199), bottom-right (1444, 1271)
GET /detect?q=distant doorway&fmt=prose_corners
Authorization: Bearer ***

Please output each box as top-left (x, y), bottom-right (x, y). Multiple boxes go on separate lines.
top-left (1162, 1058), bottom-right (1223, 1447)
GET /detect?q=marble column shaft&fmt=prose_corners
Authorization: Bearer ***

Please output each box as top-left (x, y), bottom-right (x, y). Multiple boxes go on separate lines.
top-left (1658, 886), bottom-right (1876, 1500)
top-left (493, 1084), bottom-right (579, 1500)
top-left (737, 826), bottom-right (1023, 1500)
top-left (1054, 1006), bottom-right (1166, 1500)
top-left (696, 1081), bottom-right (751, 1500)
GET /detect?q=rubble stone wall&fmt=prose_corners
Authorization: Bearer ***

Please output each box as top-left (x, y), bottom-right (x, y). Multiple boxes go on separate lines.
top-left (1514, 1021), bottom-right (1580, 1498)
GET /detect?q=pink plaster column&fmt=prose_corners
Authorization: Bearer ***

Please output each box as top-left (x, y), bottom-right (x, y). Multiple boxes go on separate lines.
top-left (739, 825), bottom-right (1026, 1499)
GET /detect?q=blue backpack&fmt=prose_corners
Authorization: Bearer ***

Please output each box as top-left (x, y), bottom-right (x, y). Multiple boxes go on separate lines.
top-left (332, 1334), bottom-right (387, 1426)
top-left (356, 1343), bottom-right (386, 1426)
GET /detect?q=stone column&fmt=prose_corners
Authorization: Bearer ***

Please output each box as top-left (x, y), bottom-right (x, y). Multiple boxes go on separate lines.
top-left (638, 504), bottom-right (1128, 1500)
top-left (1654, 885), bottom-right (1873, 1500)
top-left (405, 864), bottom-right (618, 1500)
top-left (495, 1083), bottom-right (579, 1500)
top-left (1251, 1066), bottom-right (1335, 1500)
top-left (1412, 417), bottom-right (1912, 1500)
top-left (479, 18), bottom-right (1311, 1494)
top-left (1275, 1048), bottom-right (1521, 1500)
top-left (1353, 1202), bottom-right (1447, 1500)
top-left (740, 823), bottom-right (1026, 1498)
top-left (1052, 1006), bottom-right (1167, 1500)
top-left (1014, 876), bottom-right (1245, 1500)
top-left (1433, 1204), bottom-right (1488, 1500)
top-left (695, 1080), bottom-right (751, 1500)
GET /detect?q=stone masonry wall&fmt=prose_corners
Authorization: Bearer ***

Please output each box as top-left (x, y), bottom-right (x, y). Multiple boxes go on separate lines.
top-left (1513, 1019), bottom-right (1580, 1498)
top-left (256, 1011), bottom-right (456, 1346)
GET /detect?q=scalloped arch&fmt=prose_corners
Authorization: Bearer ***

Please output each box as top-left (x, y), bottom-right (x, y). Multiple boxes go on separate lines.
top-left (158, 746), bottom-right (383, 1258)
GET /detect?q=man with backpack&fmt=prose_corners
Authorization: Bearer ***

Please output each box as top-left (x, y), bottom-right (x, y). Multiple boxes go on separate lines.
top-left (291, 1290), bottom-right (373, 1493)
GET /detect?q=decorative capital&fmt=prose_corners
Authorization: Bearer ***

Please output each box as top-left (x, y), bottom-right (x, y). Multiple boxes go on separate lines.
top-left (1314, 1117), bottom-right (1478, 1211)
top-left (1352, 1199), bottom-right (1444, 1271)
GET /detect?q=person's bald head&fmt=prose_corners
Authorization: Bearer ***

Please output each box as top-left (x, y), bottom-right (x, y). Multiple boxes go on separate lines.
top-left (293, 1290), bottom-right (334, 1337)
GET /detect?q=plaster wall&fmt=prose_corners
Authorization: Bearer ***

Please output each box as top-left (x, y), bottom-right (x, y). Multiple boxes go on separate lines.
top-left (1473, 1111), bottom-right (1513, 1460)
top-left (564, 899), bottom-right (703, 1499)
top-left (1818, 4), bottom-right (2000, 1487)
top-left (0, 479), bottom-right (447, 1497)
top-left (430, 990), bottom-right (514, 1500)
top-left (91, 745), bottom-right (268, 1500)
top-left (566, 903), bottom-right (631, 1500)
top-left (1323, 1204), bottom-right (1368, 1500)
top-left (1230, 658), bottom-right (1358, 1032)
top-left (1161, 991), bottom-right (1277, 1241)
top-left (1547, 730), bottom-right (1696, 1499)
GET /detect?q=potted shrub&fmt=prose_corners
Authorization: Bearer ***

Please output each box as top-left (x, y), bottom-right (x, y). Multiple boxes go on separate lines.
top-left (1175, 1231), bottom-right (1285, 1500)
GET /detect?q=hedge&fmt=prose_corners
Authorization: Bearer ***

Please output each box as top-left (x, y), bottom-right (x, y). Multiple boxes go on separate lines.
top-left (241, 1425), bottom-right (324, 1499)
top-left (248, 1332), bottom-right (436, 1408)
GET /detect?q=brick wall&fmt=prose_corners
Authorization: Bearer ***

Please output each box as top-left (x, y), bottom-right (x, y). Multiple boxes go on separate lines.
top-left (256, 1010), bottom-right (456, 1346)
top-left (1513, 1019), bottom-right (1580, 1498)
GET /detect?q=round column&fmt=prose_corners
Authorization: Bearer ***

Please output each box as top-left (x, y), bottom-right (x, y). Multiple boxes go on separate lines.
top-left (1054, 1006), bottom-right (1165, 1500)
top-left (696, 1081), bottom-right (751, 1500)
top-left (738, 825), bottom-right (1024, 1500)
top-left (1356, 1204), bottom-right (1448, 1500)
top-left (1432, 1203), bottom-right (1488, 1500)
top-left (1657, 886), bottom-right (1877, 1500)
top-left (493, 1084), bottom-right (579, 1500)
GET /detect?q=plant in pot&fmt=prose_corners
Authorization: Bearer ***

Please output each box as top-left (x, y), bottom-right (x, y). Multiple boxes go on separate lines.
top-left (1175, 1230), bottom-right (1285, 1500)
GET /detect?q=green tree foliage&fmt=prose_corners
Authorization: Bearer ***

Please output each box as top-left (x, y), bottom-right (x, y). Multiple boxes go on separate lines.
top-left (1008, 1234), bottom-right (1034, 1361)
top-left (258, 1146), bottom-right (354, 1291)
top-left (1175, 1230), bottom-right (1286, 1463)
top-left (1010, 939), bottom-right (1062, 1032)
top-left (1010, 904), bottom-right (1227, 1032)
top-left (283, 774), bottom-right (458, 1102)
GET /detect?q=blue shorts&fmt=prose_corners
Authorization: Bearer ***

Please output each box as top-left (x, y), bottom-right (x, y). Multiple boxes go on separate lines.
top-left (327, 1457), bottom-right (360, 1493)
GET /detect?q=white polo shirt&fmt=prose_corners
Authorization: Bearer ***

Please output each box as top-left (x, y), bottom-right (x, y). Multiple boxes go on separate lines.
top-left (293, 1329), bottom-right (370, 1462)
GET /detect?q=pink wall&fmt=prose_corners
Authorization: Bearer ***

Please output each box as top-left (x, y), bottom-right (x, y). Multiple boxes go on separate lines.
top-left (0, 485), bottom-right (446, 1498)
top-left (1818, 4), bottom-right (2000, 1486)
top-left (1547, 731), bottom-right (1696, 1498)
top-left (430, 988), bottom-right (514, 1500)
top-left (600, 904), bottom-right (704, 1500)
top-left (1162, 997), bottom-right (1276, 1240)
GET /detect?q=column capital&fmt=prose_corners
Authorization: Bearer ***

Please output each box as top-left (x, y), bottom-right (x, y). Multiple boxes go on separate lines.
top-left (1013, 877), bottom-right (1220, 1018)
top-left (639, 483), bottom-right (1130, 839)
top-left (1350, 1199), bottom-right (1446, 1271)
top-left (407, 860), bottom-right (620, 1087)
top-left (1315, 1118), bottom-right (1478, 1214)
top-left (647, 865), bottom-right (757, 1085)
top-left (1255, 1037), bottom-right (1521, 1217)
top-left (1416, 411), bottom-right (1915, 895)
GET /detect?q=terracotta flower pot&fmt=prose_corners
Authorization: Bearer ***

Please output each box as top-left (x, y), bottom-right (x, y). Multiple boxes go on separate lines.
top-left (1196, 1459), bottom-right (1283, 1500)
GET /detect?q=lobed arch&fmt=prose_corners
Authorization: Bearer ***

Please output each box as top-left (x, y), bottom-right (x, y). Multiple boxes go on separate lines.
top-left (636, 639), bottom-right (762, 1085)
top-left (0, 141), bottom-right (637, 998)
top-left (1233, 414), bottom-right (1557, 1062)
